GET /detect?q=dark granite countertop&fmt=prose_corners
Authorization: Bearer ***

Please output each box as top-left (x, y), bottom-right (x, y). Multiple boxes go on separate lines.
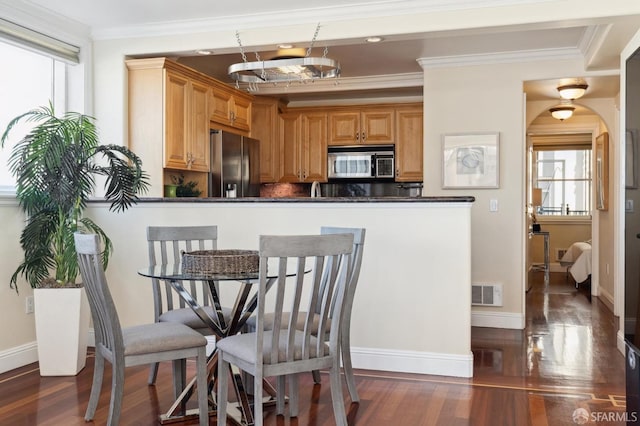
top-left (123, 196), bottom-right (475, 203)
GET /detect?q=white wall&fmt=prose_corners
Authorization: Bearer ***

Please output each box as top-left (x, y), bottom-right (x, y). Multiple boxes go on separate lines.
top-left (421, 58), bottom-right (619, 329)
top-left (0, 202), bottom-right (38, 371)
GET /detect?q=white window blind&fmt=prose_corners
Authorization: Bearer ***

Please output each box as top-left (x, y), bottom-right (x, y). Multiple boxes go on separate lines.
top-left (0, 17), bottom-right (79, 64)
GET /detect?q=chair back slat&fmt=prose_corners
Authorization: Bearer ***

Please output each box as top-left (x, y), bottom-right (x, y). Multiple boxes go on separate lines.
top-left (315, 226), bottom-right (366, 329)
top-left (256, 234), bottom-right (353, 366)
top-left (146, 226), bottom-right (218, 317)
top-left (74, 233), bottom-right (125, 362)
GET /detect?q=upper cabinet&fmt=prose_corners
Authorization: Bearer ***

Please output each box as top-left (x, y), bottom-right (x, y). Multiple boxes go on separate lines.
top-left (164, 72), bottom-right (210, 172)
top-left (278, 112), bottom-right (327, 183)
top-left (127, 58), bottom-right (211, 176)
top-left (300, 112), bottom-right (328, 182)
top-left (251, 97), bottom-right (282, 183)
top-left (395, 104), bottom-right (423, 182)
top-left (210, 86), bottom-right (252, 132)
top-left (126, 58), bottom-right (254, 196)
top-left (328, 107), bottom-right (394, 145)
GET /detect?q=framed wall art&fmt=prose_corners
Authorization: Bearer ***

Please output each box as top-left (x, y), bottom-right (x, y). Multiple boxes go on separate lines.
top-left (596, 132), bottom-right (609, 211)
top-left (442, 132), bottom-right (500, 189)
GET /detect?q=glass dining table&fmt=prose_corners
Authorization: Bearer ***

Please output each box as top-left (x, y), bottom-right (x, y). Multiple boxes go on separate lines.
top-left (138, 263), bottom-right (283, 426)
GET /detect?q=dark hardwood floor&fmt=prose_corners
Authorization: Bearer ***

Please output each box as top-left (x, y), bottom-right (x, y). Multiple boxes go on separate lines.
top-left (0, 272), bottom-right (625, 425)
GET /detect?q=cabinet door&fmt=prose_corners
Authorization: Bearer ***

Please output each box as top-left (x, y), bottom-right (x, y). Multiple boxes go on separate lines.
top-left (231, 95), bottom-right (251, 131)
top-left (189, 80), bottom-right (210, 172)
top-left (395, 106), bottom-right (423, 181)
top-left (279, 113), bottom-right (301, 182)
top-left (210, 88), bottom-right (232, 126)
top-left (251, 98), bottom-right (280, 182)
top-left (301, 112), bottom-right (327, 182)
top-left (164, 71), bottom-right (189, 169)
top-left (361, 108), bottom-right (394, 144)
top-left (328, 111), bottom-right (360, 145)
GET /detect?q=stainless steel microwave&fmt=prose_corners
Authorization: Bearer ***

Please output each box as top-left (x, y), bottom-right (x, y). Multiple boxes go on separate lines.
top-left (327, 145), bottom-right (395, 180)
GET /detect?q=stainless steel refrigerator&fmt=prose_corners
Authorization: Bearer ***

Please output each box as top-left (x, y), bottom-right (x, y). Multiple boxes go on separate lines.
top-left (208, 130), bottom-right (261, 197)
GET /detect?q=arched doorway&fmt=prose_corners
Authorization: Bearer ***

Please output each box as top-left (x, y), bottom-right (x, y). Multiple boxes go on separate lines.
top-left (523, 91), bottom-right (618, 321)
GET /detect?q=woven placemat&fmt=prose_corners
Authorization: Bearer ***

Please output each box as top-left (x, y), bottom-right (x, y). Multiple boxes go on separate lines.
top-left (181, 249), bottom-right (259, 274)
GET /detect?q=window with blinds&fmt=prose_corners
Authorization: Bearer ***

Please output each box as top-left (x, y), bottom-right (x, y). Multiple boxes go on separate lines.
top-left (0, 17), bottom-right (79, 64)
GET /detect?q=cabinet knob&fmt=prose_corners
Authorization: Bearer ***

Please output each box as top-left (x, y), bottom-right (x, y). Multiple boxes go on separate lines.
top-left (362, 132), bottom-right (366, 141)
top-left (355, 133), bottom-right (359, 141)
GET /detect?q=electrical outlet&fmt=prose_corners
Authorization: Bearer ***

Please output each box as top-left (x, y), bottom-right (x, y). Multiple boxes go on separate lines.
top-left (25, 296), bottom-right (34, 314)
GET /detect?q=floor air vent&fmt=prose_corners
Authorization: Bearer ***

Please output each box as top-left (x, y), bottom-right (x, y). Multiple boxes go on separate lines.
top-left (472, 284), bottom-right (503, 306)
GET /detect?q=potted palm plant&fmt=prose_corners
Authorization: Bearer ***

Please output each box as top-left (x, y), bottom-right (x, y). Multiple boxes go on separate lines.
top-left (1, 104), bottom-right (149, 375)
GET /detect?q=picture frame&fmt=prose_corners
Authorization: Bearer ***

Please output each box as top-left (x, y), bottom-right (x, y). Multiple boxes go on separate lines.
top-left (596, 132), bottom-right (609, 211)
top-left (442, 132), bottom-right (500, 189)
top-left (626, 129), bottom-right (637, 189)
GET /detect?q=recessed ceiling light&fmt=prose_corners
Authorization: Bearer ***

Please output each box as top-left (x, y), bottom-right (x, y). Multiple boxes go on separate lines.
top-left (278, 44), bottom-right (294, 49)
top-left (195, 50), bottom-right (212, 55)
top-left (365, 36), bottom-right (383, 43)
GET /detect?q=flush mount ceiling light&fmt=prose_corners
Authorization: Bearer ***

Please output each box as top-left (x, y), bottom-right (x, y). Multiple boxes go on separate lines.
top-left (549, 105), bottom-right (575, 121)
top-left (229, 23), bottom-right (340, 92)
top-left (365, 36), bottom-right (383, 43)
top-left (557, 82), bottom-right (588, 100)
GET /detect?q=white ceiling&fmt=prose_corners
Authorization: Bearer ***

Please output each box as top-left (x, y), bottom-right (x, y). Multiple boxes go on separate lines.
top-left (18, 0), bottom-right (640, 105)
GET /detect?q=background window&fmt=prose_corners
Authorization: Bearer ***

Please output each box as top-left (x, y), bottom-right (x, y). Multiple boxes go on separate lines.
top-left (534, 149), bottom-right (592, 216)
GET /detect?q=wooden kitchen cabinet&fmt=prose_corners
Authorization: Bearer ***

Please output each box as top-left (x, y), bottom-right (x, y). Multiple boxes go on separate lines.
top-left (210, 85), bottom-right (252, 132)
top-left (395, 104), bottom-right (423, 181)
top-left (300, 112), bottom-right (328, 182)
top-left (127, 58), bottom-right (210, 178)
top-left (328, 107), bottom-right (394, 145)
top-left (251, 97), bottom-right (281, 183)
top-left (164, 71), bottom-right (210, 172)
top-left (279, 112), bottom-right (301, 182)
top-left (278, 112), bottom-right (328, 182)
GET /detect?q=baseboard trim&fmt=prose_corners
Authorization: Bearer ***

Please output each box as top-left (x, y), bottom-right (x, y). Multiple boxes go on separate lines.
top-left (471, 311), bottom-right (525, 329)
top-left (0, 329), bottom-right (96, 375)
top-left (0, 341), bottom-right (38, 374)
top-left (351, 346), bottom-right (473, 378)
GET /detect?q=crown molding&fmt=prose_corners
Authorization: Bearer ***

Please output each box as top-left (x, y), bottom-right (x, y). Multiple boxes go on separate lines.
top-left (581, 24), bottom-right (612, 69)
top-left (89, 0), bottom-right (554, 40)
top-left (234, 72), bottom-right (424, 96)
top-left (417, 47), bottom-right (582, 68)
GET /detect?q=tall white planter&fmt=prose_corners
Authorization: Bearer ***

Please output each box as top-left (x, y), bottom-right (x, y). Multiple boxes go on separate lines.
top-left (34, 287), bottom-right (90, 376)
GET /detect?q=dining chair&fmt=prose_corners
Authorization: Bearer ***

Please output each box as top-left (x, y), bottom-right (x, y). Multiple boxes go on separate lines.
top-left (74, 233), bottom-right (209, 426)
top-left (146, 225), bottom-right (231, 384)
top-left (217, 233), bottom-right (354, 426)
top-left (244, 226), bottom-right (366, 402)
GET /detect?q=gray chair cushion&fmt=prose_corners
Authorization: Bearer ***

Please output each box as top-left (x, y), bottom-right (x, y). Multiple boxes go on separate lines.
top-left (159, 305), bottom-right (232, 329)
top-left (123, 322), bottom-right (207, 356)
top-left (217, 329), bottom-right (328, 364)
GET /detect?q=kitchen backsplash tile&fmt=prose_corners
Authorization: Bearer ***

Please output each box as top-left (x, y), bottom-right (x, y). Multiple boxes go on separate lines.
top-left (260, 183), bottom-right (310, 198)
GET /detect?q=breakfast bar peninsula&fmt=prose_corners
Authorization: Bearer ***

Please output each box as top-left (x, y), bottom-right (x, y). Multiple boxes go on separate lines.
top-left (86, 196), bottom-right (474, 378)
